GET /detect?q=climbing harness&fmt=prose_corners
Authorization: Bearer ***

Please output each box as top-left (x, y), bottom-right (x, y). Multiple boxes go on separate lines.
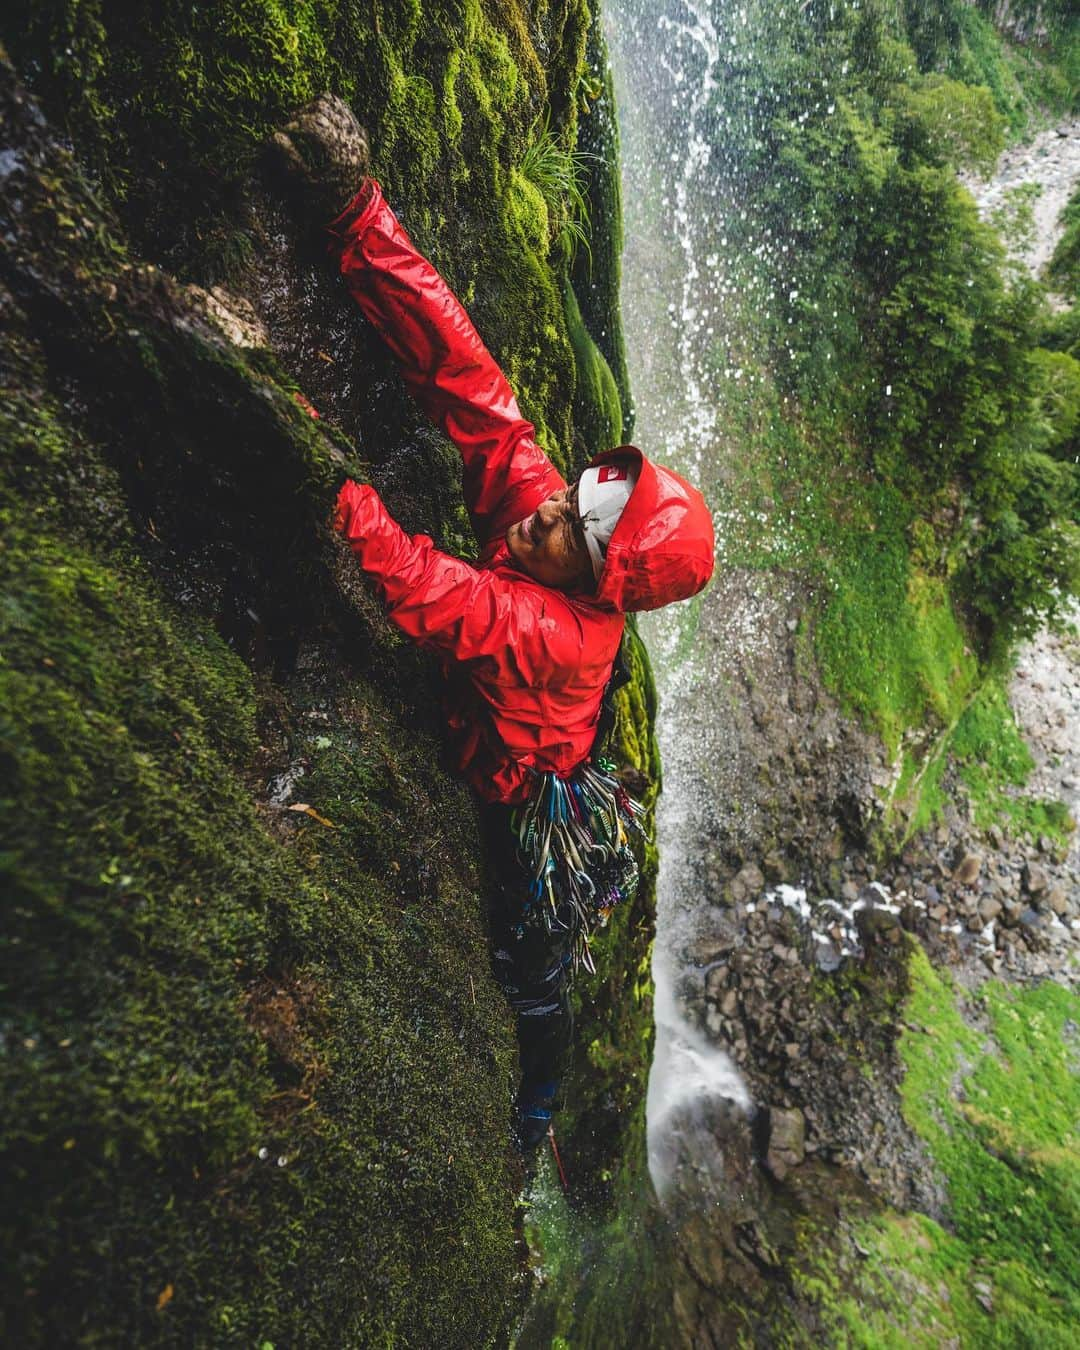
top-left (512, 757), bottom-right (645, 974)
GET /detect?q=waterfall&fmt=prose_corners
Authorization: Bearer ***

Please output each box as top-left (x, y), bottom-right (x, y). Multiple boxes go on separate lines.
top-left (604, 0), bottom-right (753, 1201)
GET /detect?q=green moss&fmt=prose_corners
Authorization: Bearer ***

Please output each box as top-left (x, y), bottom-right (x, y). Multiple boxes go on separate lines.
top-left (571, 9), bottom-right (632, 434)
top-left (1, 370), bottom-right (520, 1349)
top-left (1, 1), bottom-right (659, 1338)
top-left (797, 947), bottom-right (1080, 1345)
top-left (1, 0), bottom-right (593, 469)
top-left (564, 278), bottom-right (623, 457)
top-left (816, 537), bottom-right (977, 757)
top-left (714, 383), bottom-right (978, 763)
top-left (950, 678), bottom-right (1075, 846)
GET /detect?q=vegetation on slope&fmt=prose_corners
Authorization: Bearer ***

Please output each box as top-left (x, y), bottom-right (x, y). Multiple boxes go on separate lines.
top-left (698, 0), bottom-right (1079, 836)
top-left (797, 946), bottom-right (1080, 1346)
top-left (0, 0), bottom-right (654, 1341)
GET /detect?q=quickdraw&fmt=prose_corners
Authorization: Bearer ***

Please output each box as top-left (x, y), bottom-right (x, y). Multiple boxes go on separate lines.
top-left (512, 758), bottom-right (646, 974)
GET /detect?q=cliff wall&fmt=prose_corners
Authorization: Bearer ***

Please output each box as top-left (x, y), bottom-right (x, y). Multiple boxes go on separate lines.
top-left (0, 4), bottom-right (651, 1344)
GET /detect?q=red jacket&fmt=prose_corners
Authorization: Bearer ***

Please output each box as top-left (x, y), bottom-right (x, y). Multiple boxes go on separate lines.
top-left (328, 183), bottom-right (713, 804)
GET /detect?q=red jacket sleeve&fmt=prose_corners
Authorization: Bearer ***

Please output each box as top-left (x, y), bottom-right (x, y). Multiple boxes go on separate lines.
top-left (328, 182), bottom-right (565, 549)
top-left (335, 480), bottom-right (580, 669)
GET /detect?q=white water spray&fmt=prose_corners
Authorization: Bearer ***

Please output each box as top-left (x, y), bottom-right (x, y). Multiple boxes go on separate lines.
top-left (605, 0), bottom-right (757, 1200)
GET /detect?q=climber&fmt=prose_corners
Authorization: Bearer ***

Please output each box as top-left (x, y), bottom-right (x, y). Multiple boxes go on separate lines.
top-left (271, 95), bottom-right (715, 1152)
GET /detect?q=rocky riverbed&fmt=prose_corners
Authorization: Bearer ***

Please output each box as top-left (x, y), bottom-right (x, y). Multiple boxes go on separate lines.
top-left (964, 117), bottom-right (1080, 279)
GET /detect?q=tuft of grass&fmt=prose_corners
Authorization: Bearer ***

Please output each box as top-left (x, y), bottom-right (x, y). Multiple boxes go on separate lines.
top-left (520, 112), bottom-right (594, 264)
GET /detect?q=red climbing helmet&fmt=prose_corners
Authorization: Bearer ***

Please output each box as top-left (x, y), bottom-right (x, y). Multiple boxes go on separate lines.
top-left (589, 446), bottom-right (715, 613)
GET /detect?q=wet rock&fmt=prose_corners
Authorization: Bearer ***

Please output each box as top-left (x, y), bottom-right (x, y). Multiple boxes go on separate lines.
top-left (684, 933), bottom-right (724, 966)
top-left (765, 1106), bottom-right (805, 1179)
top-left (704, 964), bottom-right (729, 1000)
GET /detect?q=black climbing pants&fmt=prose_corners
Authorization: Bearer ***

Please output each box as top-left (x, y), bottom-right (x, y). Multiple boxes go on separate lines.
top-left (482, 805), bottom-right (574, 1093)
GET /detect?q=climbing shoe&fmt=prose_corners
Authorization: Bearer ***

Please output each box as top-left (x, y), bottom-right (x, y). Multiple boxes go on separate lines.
top-left (269, 93), bottom-right (371, 224)
top-left (512, 1080), bottom-right (559, 1155)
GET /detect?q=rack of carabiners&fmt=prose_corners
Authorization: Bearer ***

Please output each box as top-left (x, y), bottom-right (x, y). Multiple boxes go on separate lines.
top-left (514, 759), bottom-right (646, 974)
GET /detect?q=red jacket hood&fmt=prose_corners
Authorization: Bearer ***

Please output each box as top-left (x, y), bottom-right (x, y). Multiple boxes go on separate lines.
top-left (591, 446), bottom-right (715, 613)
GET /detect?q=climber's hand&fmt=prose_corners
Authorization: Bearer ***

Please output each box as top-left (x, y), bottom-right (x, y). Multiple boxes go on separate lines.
top-left (268, 93), bottom-right (371, 225)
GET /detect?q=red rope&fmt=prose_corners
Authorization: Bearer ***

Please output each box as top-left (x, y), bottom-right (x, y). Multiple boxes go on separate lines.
top-left (548, 1124), bottom-right (569, 1193)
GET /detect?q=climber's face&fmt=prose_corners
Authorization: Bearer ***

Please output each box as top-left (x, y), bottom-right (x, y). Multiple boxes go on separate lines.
top-left (507, 483), bottom-right (594, 591)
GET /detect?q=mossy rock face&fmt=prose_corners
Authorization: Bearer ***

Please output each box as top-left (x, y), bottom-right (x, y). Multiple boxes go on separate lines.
top-left (0, 3), bottom-right (655, 1342)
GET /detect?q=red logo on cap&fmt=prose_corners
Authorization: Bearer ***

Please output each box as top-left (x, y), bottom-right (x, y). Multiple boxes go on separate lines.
top-left (598, 465), bottom-right (629, 483)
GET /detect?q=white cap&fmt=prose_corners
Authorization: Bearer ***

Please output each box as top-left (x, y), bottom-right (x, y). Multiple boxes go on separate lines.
top-left (578, 459), bottom-right (637, 579)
